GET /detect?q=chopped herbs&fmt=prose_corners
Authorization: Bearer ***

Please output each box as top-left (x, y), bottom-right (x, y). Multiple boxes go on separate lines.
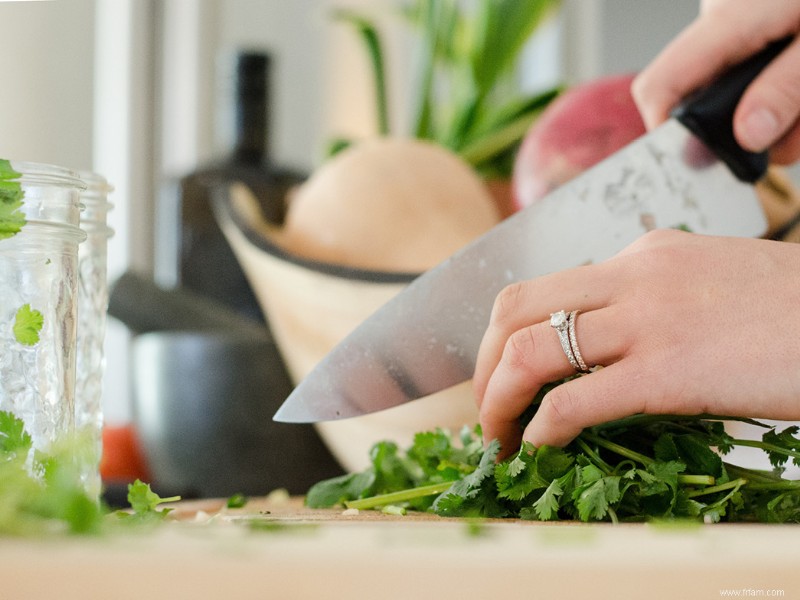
top-left (115, 480), bottom-right (180, 524)
top-left (0, 411), bottom-right (105, 535)
top-left (13, 303), bottom-right (43, 346)
top-left (0, 410), bottom-right (180, 536)
top-left (306, 383), bottom-right (800, 523)
top-left (227, 493), bottom-right (248, 509)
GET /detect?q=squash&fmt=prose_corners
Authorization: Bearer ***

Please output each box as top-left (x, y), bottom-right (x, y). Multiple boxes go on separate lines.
top-left (278, 138), bottom-right (501, 272)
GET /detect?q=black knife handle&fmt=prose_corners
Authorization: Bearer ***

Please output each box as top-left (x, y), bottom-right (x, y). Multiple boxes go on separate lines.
top-left (673, 36), bottom-right (792, 183)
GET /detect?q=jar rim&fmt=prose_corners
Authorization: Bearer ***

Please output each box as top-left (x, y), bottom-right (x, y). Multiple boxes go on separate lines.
top-left (13, 220), bottom-right (88, 243)
top-left (78, 170), bottom-right (115, 195)
top-left (11, 160), bottom-right (86, 190)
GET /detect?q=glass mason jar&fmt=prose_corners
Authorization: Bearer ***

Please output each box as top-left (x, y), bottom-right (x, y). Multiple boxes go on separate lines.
top-left (0, 161), bottom-right (86, 453)
top-left (75, 171), bottom-right (114, 497)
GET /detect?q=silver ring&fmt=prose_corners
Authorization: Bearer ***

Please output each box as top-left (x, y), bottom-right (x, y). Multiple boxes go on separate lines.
top-left (550, 310), bottom-right (581, 371)
top-left (568, 310), bottom-right (589, 372)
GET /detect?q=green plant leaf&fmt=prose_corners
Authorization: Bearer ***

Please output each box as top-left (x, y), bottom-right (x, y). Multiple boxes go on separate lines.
top-left (13, 304), bottom-right (44, 346)
top-left (469, 0), bottom-right (561, 96)
top-left (333, 9), bottom-right (391, 135)
top-left (0, 411), bottom-right (32, 457)
top-left (0, 158), bottom-right (25, 240)
top-left (532, 477), bottom-right (564, 520)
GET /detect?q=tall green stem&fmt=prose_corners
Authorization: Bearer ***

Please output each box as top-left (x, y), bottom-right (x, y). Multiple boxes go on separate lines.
top-left (345, 481), bottom-right (454, 510)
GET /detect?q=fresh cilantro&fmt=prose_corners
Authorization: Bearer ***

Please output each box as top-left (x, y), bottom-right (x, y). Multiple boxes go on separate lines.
top-left (116, 479), bottom-right (180, 524)
top-left (0, 411), bottom-right (104, 535)
top-left (0, 411), bottom-right (32, 456)
top-left (227, 493), bottom-right (248, 509)
top-left (13, 304), bottom-right (43, 346)
top-left (306, 380), bottom-right (800, 523)
top-left (433, 439), bottom-right (508, 518)
top-left (0, 159), bottom-right (25, 240)
top-left (0, 410), bottom-right (183, 536)
top-left (531, 479), bottom-right (563, 521)
top-left (762, 426), bottom-right (800, 468)
top-left (306, 470), bottom-right (376, 508)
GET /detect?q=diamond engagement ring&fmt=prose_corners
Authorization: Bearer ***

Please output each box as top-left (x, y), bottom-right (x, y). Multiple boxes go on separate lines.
top-left (568, 310), bottom-right (589, 372)
top-left (550, 309), bottom-right (590, 373)
top-left (550, 310), bottom-right (581, 371)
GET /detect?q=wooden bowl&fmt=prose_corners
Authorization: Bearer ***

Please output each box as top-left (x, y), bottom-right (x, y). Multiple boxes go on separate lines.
top-left (213, 182), bottom-right (480, 471)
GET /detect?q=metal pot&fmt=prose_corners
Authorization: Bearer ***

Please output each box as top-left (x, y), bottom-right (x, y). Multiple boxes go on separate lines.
top-left (132, 330), bottom-right (343, 498)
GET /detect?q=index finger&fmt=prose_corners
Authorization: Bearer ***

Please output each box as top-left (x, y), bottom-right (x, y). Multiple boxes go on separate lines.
top-left (473, 263), bottom-right (613, 406)
top-left (632, 0), bottom-right (800, 129)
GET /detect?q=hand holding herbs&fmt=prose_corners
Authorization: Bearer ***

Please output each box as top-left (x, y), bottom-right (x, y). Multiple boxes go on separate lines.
top-left (473, 232), bottom-right (800, 455)
top-left (307, 404), bottom-right (800, 523)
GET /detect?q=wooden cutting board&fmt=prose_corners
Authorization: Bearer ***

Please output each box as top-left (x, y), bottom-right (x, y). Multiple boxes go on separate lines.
top-left (2, 496), bottom-right (799, 600)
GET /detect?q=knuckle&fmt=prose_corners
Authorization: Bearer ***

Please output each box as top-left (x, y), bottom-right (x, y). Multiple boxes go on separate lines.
top-left (766, 76), bottom-right (800, 126)
top-left (503, 327), bottom-right (538, 371)
top-left (538, 384), bottom-right (583, 432)
top-left (490, 282), bottom-right (527, 328)
top-left (621, 229), bottom-right (690, 281)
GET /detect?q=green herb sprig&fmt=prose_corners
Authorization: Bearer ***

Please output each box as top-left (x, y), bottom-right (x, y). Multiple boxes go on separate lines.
top-left (13, 303), bottom-right (44, 346)
top-left (0, 158), bottom-right (25, 240)
top-left (306, 386), bottom-right (800, 523)
top-left (0, 410), bottom-right (180, 536)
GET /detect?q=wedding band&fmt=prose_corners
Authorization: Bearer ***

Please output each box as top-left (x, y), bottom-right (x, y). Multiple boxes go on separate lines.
top-left (550, 310), bottom-right (581, 371)
top-left (568, 310), bottom-right (589, 372)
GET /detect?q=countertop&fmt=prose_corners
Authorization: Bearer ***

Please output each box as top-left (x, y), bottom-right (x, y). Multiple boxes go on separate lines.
top-left (2, 496), bottom-right (798, 599)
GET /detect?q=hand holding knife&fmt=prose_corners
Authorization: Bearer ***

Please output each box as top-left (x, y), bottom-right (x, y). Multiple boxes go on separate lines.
top-left (277, 5), bottom-right (800, 460)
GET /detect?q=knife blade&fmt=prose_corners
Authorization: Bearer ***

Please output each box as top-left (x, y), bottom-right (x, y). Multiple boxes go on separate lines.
top-left (274, 40), bottom-right (786, 424)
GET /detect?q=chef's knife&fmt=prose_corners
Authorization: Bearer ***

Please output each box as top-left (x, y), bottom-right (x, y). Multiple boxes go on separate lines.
top-left (274, 39), bottom-right (787, 423)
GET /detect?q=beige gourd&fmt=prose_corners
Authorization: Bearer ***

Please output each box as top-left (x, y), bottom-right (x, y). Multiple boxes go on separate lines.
top-left (277, 137), bottom-right (501, 272)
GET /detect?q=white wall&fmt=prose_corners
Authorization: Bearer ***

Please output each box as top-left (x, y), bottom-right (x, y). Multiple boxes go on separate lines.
top-left (0, 0), bottom-right (95, 169)
top-left (157, 0), bottom-right (413, 178)
top-left (560, 0), bottom-right (698, 83)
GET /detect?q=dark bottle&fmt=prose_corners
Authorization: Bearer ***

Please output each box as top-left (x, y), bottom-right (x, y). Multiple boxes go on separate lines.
top-left (159, 50), bottom-right (305, 323)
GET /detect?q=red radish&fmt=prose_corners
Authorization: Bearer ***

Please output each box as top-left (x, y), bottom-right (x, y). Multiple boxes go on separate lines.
top-left (512, 73), bottom-right (646, 210)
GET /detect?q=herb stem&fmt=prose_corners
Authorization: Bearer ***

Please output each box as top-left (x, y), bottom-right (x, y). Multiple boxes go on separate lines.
top-left (729, 438), bottom-right (800, 462)
top-left (742, 480), bottom-right (800, 491)
top-left (678, 475), bottom-right (715, 486)
top-left (580, 431), bottom-right (654, 466)
top-left (685, 478), bottom-right (746, 499)
top-left (724, 463), bottom-right (782, 484)
top-left (345, 481), bottom-right (454, 510)
top-left (575, 437), bottom-right (613, 475)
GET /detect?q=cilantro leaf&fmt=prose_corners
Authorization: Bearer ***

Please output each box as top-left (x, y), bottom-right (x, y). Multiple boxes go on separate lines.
top-left (762, 426), bottom-right (800, 468)
top-left (368, 441), bottom-right (415, 493)
top-left (117, 479), bottom-right (181, 523)
top-left (531, 478), bottom-right (564, 520)
top-left (0, 410), bottom-right (32, 457)
top-left (0, 159), bottom-right (25, 240)
top-left (305, 471), bottom-right (375, 508)
top-left (496, 444), bottom-right (573, 502)
top-left (13, 304), bottom-right (43, 346)
top-left (227, 493), bottom-right (248, 509)
top-left (433, 439), bottom-right (507, 518)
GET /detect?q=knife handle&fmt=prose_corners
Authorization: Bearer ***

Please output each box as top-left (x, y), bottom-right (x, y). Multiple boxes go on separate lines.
top-left (673, 36), bottom-right (792, 183)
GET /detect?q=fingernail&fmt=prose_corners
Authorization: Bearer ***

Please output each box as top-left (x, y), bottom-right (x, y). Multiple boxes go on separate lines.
top-left (740, 108), bottom-right (780, 151)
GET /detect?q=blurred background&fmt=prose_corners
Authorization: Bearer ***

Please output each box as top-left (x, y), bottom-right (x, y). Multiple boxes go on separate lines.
top-left (0, 0), bottom-right (719, 498)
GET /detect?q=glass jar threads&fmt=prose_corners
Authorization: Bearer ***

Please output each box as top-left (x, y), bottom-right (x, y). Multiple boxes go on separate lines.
top-left (0, 160), bottom-right (86, 452)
